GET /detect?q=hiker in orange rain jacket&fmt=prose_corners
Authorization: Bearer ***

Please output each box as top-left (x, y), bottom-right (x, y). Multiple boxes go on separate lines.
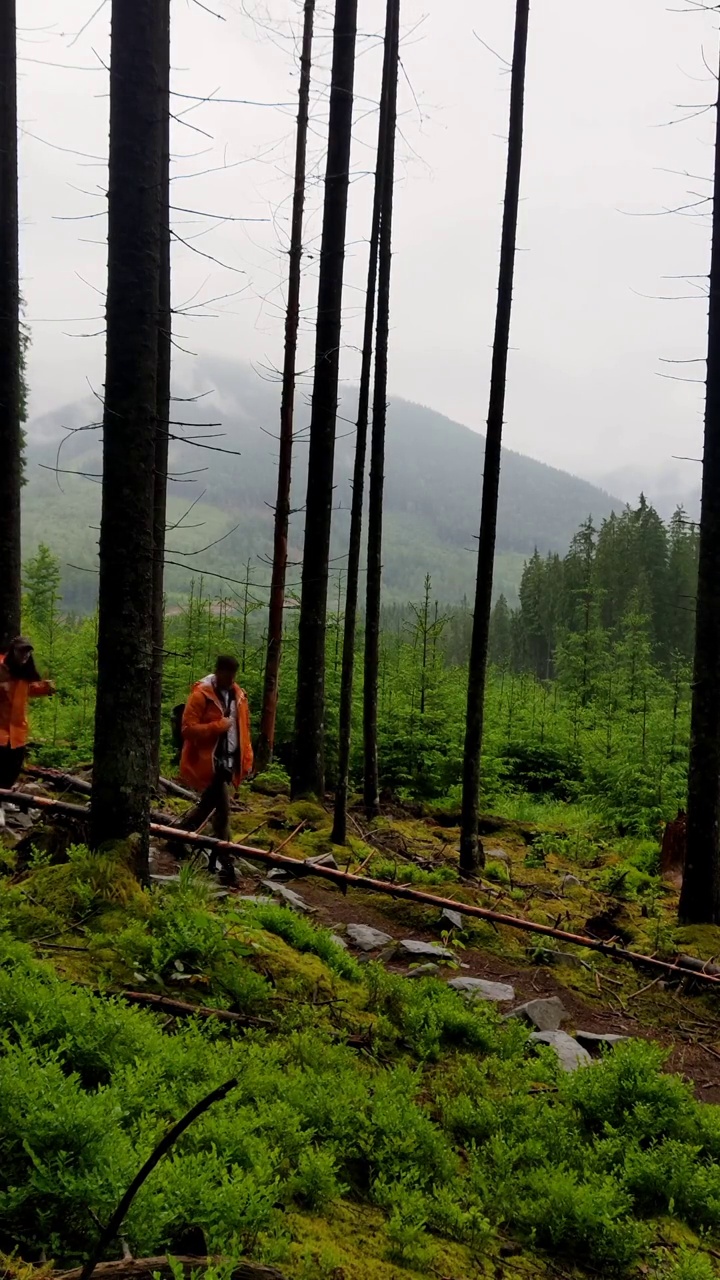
top-left (179, 654), bottom-right (253, 884)
top-left (0, 638), bottom-right (56, 826)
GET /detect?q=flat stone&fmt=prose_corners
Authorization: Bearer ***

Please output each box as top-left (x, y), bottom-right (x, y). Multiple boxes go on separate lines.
top-left (485, 848), bottom-right (511, 864)
top-left (346, 923), bottom-right (394, 951)
top-left (150, 874), bottom-right (181, 885)
top-left (234, 857), bottom-right (264, 876)
top-left (237, 894), bottom-right (274, 905)
top-left (265, 867), bottom-right (290, 881)
top-left (575, 1030), bottom-right (629, 1053)
top-left (440, 908), bottom-right (464, 930)
top-left (506, 996), bottom-right (569, 1031)
top-left (529, 1031), bottom-right (592, 1072)
top-left (449, 976), bottom-right (515, 1002)
top-left (7, 811), bottom-right (33, 830)
top-left (305, 852), bottom-right (339, 870)
top-left (329, 934), bottom-right (348, 950)
top-left (406, 963), bottom-right (441, 978)
top-left (262, 881), bottom-right (312, 913)
top-left (399, 939), bottom-right (454, 960)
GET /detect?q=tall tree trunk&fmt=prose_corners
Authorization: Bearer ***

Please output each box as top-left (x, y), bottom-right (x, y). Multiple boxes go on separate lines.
top-left (680, 50), bottom-right (720, 925)
top-left (150, 0), bottom-right (171, 787)
top-left (459, 0), bottom-right (530, 875)
top-left (363, 0), bottom-right (400, 821)
top-left (91, 0), bottom-right (164, 876)
top-left (256, 0), bottom-right (315, 774)
top-left (330, 0), bottom-right (395, 845)
top-left (0, 0), bottom-right (21, 649)
top-left (292, 0), bottom-right (358, 798)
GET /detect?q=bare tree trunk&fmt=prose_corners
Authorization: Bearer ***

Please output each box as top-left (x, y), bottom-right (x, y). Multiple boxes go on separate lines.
top-left (331, 0), bottom-right (395, 845)
top-left (256, 0), bottom-right (315, 774)
top-left (459, 0), bottom-right (530, 875)
top-left (0, 0), bottom-right (21, 649)
top-left (150, 0), bottom-right (171, 787)
top-left (91, 0), bottom-right (164, 876)
top-left (363, 0), bottom-right (400, 821)
top-left (680, 49), bottom-right (720, 925)
top-left (292, 0), bottom-right (358, 799)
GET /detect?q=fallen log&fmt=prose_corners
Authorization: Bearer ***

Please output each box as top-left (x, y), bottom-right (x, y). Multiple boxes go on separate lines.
top-left (4, 787), bottom-right (720, 991)
top-left (25, 764), bottom-right (92, 795)
top-left (118, 990), bottom-right (273, 1027)
top-left (159, 776), bottom-right (197, 802)
top-left (24, 765), bottom-right (197, 806)
top-left (59, 1260), bottom-right (286, 1280)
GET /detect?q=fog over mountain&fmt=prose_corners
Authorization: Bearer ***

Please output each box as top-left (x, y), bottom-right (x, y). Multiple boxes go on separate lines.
top-left (24, 360), bottom-right (628, 613)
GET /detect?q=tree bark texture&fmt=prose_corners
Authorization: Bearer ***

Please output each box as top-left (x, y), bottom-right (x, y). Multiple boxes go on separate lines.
top-left (363, 0), bottom-right (400, 820)
top-left (292, 0), bottom-right (358, 798)
top-left (256, 0), bottom-right (315, 773)
top-left (330, 0), bottom-right (395, 843)
top-left (91, 0), bottom-right (164, 872)
top-left (151, 0), bottom-right (172, 786)
top-left (0, 0), bottom-right (21, 649)
top-left (680, 49), bottom-right (720, 924)
top-left (460, 0), bottom-right (530, 875)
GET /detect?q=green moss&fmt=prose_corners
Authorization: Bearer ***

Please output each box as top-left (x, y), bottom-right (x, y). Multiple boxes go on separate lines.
top-left (287, 800), bottom-right (331, 829)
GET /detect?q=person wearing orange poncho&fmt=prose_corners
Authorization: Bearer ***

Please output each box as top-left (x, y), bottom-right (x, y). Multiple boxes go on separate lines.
top-left (179, 653), bottom-right (253, 884)
top-left (0, 637), bottom-right (56, 827)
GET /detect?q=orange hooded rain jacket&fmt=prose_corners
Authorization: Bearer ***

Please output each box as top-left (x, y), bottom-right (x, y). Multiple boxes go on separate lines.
top-left (180, 677), bottom-right (253, 792)
top-left (0, 656), bottom-right (55, 750)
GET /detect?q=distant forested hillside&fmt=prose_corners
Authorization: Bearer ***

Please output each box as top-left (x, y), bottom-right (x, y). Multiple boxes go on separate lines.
top-left (24, 359), bottom-right (621, 612)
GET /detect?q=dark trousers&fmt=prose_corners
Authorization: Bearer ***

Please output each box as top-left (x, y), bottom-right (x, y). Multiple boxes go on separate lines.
top-left (0, 746), bottom-right (25, 791)
top-left (183, 767), bottom-right (235, 878)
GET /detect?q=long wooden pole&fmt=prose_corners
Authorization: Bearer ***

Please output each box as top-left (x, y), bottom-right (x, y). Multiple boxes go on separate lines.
top-left (6, 787), bottom-right (720, 987)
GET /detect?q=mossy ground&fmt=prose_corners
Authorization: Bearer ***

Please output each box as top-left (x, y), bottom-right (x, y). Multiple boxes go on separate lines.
top-left (2, 782), bottom-right (720, 1279)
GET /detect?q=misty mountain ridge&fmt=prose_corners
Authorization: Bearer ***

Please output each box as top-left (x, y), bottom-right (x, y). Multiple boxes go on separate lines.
top-left (25, 358), bottom-right (626, 612)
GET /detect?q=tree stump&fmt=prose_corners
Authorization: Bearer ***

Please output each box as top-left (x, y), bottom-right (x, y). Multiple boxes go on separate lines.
top-left (660, 811), bottom-right (686, 889)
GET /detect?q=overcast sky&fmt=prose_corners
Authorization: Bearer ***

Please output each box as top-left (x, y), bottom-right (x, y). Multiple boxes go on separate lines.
top-left (18, 0), bottom-right (720, 489)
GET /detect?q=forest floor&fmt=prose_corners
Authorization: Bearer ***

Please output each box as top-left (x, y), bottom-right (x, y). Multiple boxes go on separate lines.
top-left (152, 780), bottom-right (720, 1103)
top-left (4, 771), bottom-right (720, 1280)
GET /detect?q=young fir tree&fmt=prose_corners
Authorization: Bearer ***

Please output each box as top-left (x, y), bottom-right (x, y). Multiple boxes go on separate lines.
top-left (292, 0), bottom-right (358, 799)
top-left (0, 0), bottom-right (21, 649)
top-left (460, 0), bottom-right (531, 874)
top-left (91, 0), bottom-right (164, 874)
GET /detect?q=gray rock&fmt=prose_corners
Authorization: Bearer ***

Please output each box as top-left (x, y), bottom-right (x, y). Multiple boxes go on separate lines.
top-left (150, 874), bottom-right (181, 885)
top-left (406, 963), bottom-right (441, 978)
top-left (506, 996), bottom-right (569, 1031)
top-left (262, 881), bottom-right (312, 913)
top-left (485, 848), bottom-right (511, 864)
top-left (440, 908), bottom-right (464, 930)
top-left (234, 857), bottom-right (264, 876)
top-left (346, 923), bottom-right (394, 951)
top-left (449, 976), bottom-right (515, 1002)
top-left (561, 873), bottom-right (582, 890)
top-left (529, 1030), bottom-right (592, 1071)
top-left (7, 810), bottom-right (33, 830)
top-left (329, 934), bottom-right (348, 950)
top-left (575, 1030), bottom-right (629, 1053)
top-left (305, 852), bottom-right (339, 870)
top-left (265, 867), bottom-right (289, 881)
top-left (237, 894), bottom-right (274, 905)
top-left (399, 939), bottom-right (454, 960)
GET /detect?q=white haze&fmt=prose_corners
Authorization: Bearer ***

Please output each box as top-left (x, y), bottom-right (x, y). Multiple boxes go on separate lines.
top-left (17, 0), bottom-right (720, 501)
